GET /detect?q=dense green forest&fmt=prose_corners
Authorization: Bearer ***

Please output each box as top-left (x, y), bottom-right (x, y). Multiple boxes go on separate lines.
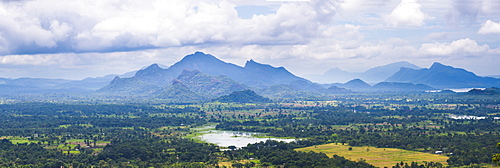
top-left (0, 93), bottom-right (499, 167)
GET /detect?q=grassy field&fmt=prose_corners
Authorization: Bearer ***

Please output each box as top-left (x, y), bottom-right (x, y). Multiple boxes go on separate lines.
top-left (218, 159), bottom-right (260, 168)
top-left (296, 143), bottom-right (449, 168)
top-left (58, 124), bottom-right (94, 128)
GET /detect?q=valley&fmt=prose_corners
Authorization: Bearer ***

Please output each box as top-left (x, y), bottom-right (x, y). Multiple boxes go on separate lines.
top-left (0, 92), bottom-right (499, 167)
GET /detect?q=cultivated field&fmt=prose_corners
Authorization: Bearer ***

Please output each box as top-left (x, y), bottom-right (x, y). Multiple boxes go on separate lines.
top-left (296, 143), bottom-right (449, 168)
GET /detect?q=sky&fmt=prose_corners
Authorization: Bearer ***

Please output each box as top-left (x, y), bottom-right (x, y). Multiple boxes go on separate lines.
top-left (0, 0), bottom-right (499, 80)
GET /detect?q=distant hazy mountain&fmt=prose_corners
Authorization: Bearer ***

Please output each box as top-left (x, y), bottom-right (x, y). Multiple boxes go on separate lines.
top-left (63, 73), bottom-right (132, 90)
top-left (0, 78), bottom-right (71, 89)
top-left (385, 62), bottom-right (500, 89)
top-left (309, 61), bottom-right (421, 84)
top-left (0, 69), bottom-right (137, 94)
top-left (315, 67), bottom-right (357, 84)
top-left (0, 77), bottom-right (95, 95)
top-left (0, 84), bottom-right (41, 95)
top-left (328, 78), bottom-right (433, 92)
top-left (359, 61), bottom-right (421, 83)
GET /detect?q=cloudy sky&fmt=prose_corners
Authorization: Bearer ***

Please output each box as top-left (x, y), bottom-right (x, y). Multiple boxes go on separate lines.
top-left (0, 0), bottom-right (499, 80)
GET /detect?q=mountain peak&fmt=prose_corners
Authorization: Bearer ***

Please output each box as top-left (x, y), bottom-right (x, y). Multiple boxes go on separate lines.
top-left (345, 78), bottom-right (367, 84)
top-left (132, 63), bottom-right (168, 85)
top-left (244, 59), bottom-right (287, 71)
top-left (323, 67), bottom-right (348, 75)
top-left (429, 62), bottom-right (448, 69)
top-left (145, 63), bottom-right (161, 70)
top-left (182, 51), bottom-right (217, 60)
top-left (135, 63), bottom-right (165, 76)
top-left (173, 52), bottom-right (231, 74)
top-left (344, 78), bottom-right (371, 88)
top-left (244, 59), bottom-right (256, 67)
top-left (428, 62), bottom-right (471, 74)
top-left (243, 59), bottom-right (307, 85)
top-left (245, 59), bottom-right (273, 66)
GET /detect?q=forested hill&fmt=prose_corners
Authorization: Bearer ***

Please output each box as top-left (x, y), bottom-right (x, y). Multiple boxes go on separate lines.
top-left (214, 89), bottom-right (272, 103)
top-left (102, 52), bottom-right (309, 90)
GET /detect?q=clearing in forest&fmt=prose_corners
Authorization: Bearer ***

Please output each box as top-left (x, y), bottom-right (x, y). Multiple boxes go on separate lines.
top-left (296, 143), bottom-right (449, 168)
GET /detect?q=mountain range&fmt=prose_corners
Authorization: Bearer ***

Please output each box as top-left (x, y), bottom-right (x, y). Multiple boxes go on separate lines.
top-left (107, 52), bottom-right (309, 89)
top-left (327, 79), bottom-right (435, 92)
top-left (1, 51), bottom-right (499, 101)
top-left (96, 52), bottom-right (500, 99)
top-left (308, 61), bottom-right (422, 83)
top-left (385, 62), bottom-right (500, 89)
top-left (98, 52), bottom-right (340, 100)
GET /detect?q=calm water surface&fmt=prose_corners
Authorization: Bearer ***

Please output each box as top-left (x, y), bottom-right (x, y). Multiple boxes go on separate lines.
top-left (198, 130), bottom-right (295, 148)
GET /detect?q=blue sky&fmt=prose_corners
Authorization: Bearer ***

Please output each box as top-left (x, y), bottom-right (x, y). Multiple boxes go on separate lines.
top-left (0, 0), bottom-right (499, 80)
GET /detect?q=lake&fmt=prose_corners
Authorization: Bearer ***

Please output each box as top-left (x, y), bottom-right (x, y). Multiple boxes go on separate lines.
top-left (427, 88), bottom-right (486, 93)
top-left (197, 130), bottom-right (296, 148)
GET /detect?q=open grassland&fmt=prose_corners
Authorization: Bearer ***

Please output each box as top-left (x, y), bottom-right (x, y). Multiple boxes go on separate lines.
top-left (1, 136), bottom-right (37, 144)
top-left (296, 143), bottom-right (449, 168)
top-left (218, 159), bottom-right (260, 168)
top-left (58, 124), bottom-right (94, 128)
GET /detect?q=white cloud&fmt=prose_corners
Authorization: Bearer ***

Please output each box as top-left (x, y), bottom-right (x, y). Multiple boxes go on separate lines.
top-left (338, 0), bottom-right (393, 13)
top-left (386, 0), bottom-right (427, 27)
top-left (480, 0), bottom-right (500, 15)
top-left (0, 3), bottom-right (7, 15)
top-left (322, 24), bottom-right (363, 40)
top-left (0, 0), bottom-right (499, 79)
top-left (446, 0), bottom-right (481, 23)
top-left (0, 50), bottom-right (182, 79)
top-left (0, 54), bottom-right (66, 66)
top-left (478, 20), bottom-right (500, 34)
top-left (446, 0), bottom-right (500, 24)
top-left (419, 38), bottom-right (494, 56)
top-left (0, 0), bottom-right (339, 55)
